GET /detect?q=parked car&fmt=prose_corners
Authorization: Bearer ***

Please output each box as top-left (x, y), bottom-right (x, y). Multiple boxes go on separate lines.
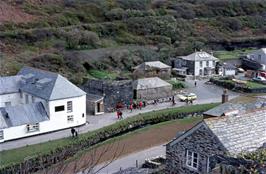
top-left (237, 68), bottom-right (245, 73)
top-left (177, 93), bottom-right (197, 102)
top-left (253, 76), bottom-right (266, 82)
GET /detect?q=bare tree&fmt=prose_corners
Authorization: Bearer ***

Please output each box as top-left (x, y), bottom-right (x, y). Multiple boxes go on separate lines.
top-left (38, 141), bottom-right (125, 174)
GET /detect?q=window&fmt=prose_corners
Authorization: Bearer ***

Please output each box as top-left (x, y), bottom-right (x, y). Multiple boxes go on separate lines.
top-left (200, 61), bottom-right (203, 67)
top-left (55, 105), bottom-right (65, 112)
top-left (32, 96), bottom-right (35, 103)
top-left (67, 101), bottom-right (73, 113)
top-left (206, 61), bottom-right (209, 67)
top-left (27, 123), bottom-right (39, 132)
top-left (67, 115), bottom-right (74, 122)
top-left (186, 150), bottom-right (199, 170)
top-left (4, 102), bottom-right (11, 107)
top-left (0, 130), bottom-right (3, 140)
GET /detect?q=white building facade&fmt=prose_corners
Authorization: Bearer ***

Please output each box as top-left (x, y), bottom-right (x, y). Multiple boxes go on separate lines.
top-left (172, 51), bottom-right (219, 76)
top-left (0, 67), bottom-right (86, 142)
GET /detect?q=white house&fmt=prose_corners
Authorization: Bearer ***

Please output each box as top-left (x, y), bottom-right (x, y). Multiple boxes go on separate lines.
top-left (246, 48), bottom-right (266, 70)
top-left (222, 63), bottom-right (236, 76)
top-left (0, 67), bottom-right (86, 142)
top-left (172, 51), bottom-right (219, 76)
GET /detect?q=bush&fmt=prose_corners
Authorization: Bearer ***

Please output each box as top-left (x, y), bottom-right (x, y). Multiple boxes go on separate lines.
top-left (105, 8), bottom-right (126, 21)
top-left (168, 80), bottom-right (186, 89)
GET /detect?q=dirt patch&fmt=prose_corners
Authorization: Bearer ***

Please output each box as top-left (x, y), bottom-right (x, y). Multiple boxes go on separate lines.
top-left (44, 119), bottom-right (200, 174)
top-left (0, 1), bottom-right (36, 24)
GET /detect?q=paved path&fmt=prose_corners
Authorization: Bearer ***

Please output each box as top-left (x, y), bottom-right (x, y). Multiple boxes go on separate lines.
top-left (78, 144), bottom-right (166, 174)
top-left (0, 80), bottom-right (240, 151)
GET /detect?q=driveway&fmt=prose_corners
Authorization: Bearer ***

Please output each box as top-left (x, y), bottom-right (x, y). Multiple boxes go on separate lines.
top-left (0, 79), bottom-right (241, 151)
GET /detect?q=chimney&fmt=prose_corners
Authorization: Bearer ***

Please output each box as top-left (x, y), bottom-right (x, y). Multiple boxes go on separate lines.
top-left (222, 89), bottom-right (228, 103)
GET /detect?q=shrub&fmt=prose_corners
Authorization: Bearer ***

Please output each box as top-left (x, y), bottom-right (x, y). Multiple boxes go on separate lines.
top-left (105, 8), bottom-right (126, 21)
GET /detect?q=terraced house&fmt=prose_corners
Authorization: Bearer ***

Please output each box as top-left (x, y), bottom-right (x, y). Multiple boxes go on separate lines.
top-left (166, 96), bottom-right (266, 174)
top-left (0, 67), bottom-right (86, 142)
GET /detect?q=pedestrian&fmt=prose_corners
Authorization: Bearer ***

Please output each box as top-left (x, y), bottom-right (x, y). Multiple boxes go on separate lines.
top-left (71, 128), bottom-right (75, 137)
top-left (129, 104), bottom-right (133, 112)
top-left (75, 130), bottom-right (78, 137)
top-left (143, 101), bottom-right (146, 107)
top-left (139, 101), bottom-right (143, 110)
top-left (172, 96), bottom-right (176, 105)
top-left (185, 98), bottom-right (189, 105)
top-left (194, 80), bottom-right (197, 87)
top-left (119, 111), bottom-right (123, 119)
top-left (190, 99), bottom-right (193, 104)
top-left (116, 110), bottom-right (120, 119)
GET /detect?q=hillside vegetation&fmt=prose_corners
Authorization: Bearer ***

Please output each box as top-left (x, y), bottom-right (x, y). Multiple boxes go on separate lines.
top-left (1, 0), bottom-right (266, 84)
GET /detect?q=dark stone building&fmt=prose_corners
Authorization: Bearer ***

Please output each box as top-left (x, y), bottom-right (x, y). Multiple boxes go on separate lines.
top-left (82, 79), bottom-right (133, 112)
top-left (166, 96), bottom-right (266, 174)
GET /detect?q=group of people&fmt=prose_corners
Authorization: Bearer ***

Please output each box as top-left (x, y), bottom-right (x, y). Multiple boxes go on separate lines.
top-left (70, 128), bottom-right (78, 137)
top-left (129, 100), bottom-right (144, 112)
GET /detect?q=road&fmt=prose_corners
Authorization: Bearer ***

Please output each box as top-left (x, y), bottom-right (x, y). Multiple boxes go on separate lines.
top-left (78, 144), bottom-right (166, 174)
top-left (0, 79), bottom-right (240, 151)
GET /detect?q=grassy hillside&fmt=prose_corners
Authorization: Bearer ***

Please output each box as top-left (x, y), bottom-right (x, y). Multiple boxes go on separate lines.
top-left (1, 0), bottom-right (266, 84)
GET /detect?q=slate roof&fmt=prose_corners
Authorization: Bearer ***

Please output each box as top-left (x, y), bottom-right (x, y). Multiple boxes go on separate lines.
top-left (17, 67), bottom-right (86, 100)
top-left (0, 75), bottom-right (22, 95)
top-left (134, 61), bottom-right (171, 70)
top-left (204, 96), bottom-right (266, 117)
top-left (204, 109), bottom-right (266, 155)
top-left (0, 102), bottom-right (49, 129)
top-left (133, 77), bottom-right (172, 90)
top-left (223, 63), bottom-right (236, 70)
top-left (86, 93), bottom-right (103, 102)
top-left (179, 51), bottom-right (219, 61)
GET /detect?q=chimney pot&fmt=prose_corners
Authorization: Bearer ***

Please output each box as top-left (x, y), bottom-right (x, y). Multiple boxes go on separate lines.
top-left (222, 89), bottom-right (228, 103)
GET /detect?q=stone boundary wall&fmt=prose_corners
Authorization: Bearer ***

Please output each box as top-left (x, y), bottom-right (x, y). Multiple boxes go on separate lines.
top-left (210, 78), bottom-right (266, 93)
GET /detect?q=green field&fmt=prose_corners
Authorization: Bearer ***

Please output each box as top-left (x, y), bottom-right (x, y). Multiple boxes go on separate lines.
top-left (88, 69), bottom-right (118, 79)
top-left (214, 48), bottom-right (256, 60)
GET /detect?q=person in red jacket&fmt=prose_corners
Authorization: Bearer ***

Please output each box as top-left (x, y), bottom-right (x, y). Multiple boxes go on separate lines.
top-left (139, 101), bottom-right (143, 110)
top-left (129, 104), bottom-right (133, 112)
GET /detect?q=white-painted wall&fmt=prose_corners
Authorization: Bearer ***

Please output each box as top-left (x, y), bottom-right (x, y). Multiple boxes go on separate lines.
top-left (194, 60), bottom-right (216, 76)
top-left (0, 93), bottom-right (22, 107)
top-left (0, 95), bottom-right (86, 142)
top-left (223, 69), bottom-right (236, 76)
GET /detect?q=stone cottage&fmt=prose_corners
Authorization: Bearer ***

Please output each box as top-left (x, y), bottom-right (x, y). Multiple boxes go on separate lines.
top-left (82, 79), bottom-right (133, 112)
top-left (166, 96), bottom-right (266, 174)
top-left (133, 77), bottom-right (172, 100)
top-left (171, 51), bottom-right (219, 76)
top-left (132, 61), bottom-right (171, 79)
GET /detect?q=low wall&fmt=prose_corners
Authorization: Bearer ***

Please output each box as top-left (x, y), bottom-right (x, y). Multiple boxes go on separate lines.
top-left (210, 78), bottom-right (266, 93)
top-left (0, 104), bottom-right (217, 174)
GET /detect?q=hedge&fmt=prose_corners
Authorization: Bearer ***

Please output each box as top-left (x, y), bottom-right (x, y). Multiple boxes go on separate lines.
top-left (0, 103), bottom-right (218, 173)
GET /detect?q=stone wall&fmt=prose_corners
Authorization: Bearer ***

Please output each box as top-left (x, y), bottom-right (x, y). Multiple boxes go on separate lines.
top-left (136, 86), bottom-right (173, 100)
top-left (82, 80), bottom-right (133, 111)
top-left (166, 124), bottom-right (227, 174)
